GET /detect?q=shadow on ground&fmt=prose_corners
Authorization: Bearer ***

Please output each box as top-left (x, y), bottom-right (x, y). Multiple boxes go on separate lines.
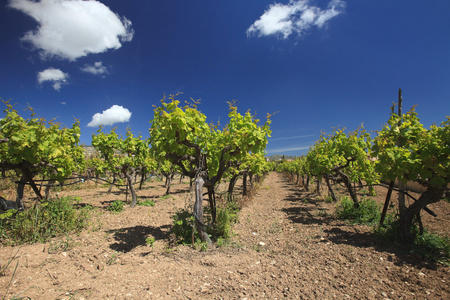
top-left (281, 182), bottom-right (445, 270)
top-left (323, 226), bottom-right (444, 271)
top-left (282, 188), bottom-right (337, 226)
top-left (108, 224), bottom-right (171, 253)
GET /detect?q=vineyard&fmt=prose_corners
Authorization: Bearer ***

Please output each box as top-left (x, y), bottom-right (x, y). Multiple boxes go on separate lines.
top-left (0, 92), bottom-right (449, 299)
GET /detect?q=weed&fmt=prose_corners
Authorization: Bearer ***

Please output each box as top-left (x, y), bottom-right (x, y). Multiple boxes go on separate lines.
top-left (138, 199), bottom-right (155, 207)
top-left (48, 235), bottom-right (76, 254)
top-left (0, 248), bottom-right (20, 277)
top-left (216, 237), bottom-right (227, 247)
top-left (415, 231), bottom-right (450, 263)
top-left (323, 195), bottom-right (334, 203)
top-left (208, 206), bottom-right (237, 240)
top-left (0, 246), bottom-right (24, 300)
top-left (4, 260), bottom-right (19, 299)
top-left (375, 219), bottom-right (450, 264)
top-left (335, 196), bottom-right (380, 225)
top-left (172, 201), bottom-right (238, 247)
top-left (0, 197), bottom-right (90, 245)
top-left (172, 209), bottom-right (196, 244)
top-left (195, 240), bottom-right (208, 252)
top-left (200, 241), bottom-right (208, 251)
top-left (161, 195), bottom-right (174, 201)
top-left (145, 237), bottom-right (156, 247)
top-left (107, 200), bottom-right (125, 213)
top-left (107, 251), bottom-right (119, 265)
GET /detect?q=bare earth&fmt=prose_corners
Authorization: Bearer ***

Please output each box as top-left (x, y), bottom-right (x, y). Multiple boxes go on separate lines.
top-left (1, 172), bottom-right (449, 299)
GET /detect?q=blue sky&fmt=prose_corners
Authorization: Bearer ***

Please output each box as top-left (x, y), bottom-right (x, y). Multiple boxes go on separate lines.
top-left (1, 0), bottom-right (449, 156)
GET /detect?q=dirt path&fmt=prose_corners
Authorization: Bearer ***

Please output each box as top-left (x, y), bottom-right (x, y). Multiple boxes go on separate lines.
top-left (0, 172), bottom-right (449, 299)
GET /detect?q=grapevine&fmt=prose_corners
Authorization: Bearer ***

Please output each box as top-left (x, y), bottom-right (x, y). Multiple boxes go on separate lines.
top-left (0, 101), bottom-right (84, 208)
top-left (149, 94), bottom-right (271, 243)
top-left (373, 106), bottom-right (449, 243)
top-left (91, 127), bottom-right (156, 207)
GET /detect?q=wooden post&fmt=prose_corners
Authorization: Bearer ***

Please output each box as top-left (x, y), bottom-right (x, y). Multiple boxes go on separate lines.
top-left (380, 181), bottom-right (395, 226)
top-left (397, 88), bottom-right (406, 216)
top-left (194, 177), bottom-right (211, 245)
top-left (380, 89), bottom-right (406, 225)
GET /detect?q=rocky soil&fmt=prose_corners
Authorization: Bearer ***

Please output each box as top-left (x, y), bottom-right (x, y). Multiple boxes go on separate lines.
top-left (0, 172), bottom-right (449, 299)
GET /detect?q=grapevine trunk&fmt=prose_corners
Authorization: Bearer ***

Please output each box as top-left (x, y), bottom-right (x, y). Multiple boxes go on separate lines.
top-left (399, 185), bottom-right (446, 244)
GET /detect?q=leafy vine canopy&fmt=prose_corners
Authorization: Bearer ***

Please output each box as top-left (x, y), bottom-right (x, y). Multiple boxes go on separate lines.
top-left (372, 107), bottom-right (449, 188)
top-left (149, 94), bottom-right (272, 179)
top-left (0, 101), bottom-right (84, 183)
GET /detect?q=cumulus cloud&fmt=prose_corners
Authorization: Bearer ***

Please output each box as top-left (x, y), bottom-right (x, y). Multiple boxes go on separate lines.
top-left (8, 0), bottom-right (134, 61)
top-left (87, 105), bottom-right (132, 127)
top-left (247, 0), bottom-right (345, 39)
top-left (80, 61), bottom-right (109, 76)
top-left (37, 67), bottom-right (69, 90)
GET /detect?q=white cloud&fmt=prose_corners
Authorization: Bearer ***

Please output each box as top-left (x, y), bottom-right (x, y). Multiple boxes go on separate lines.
top-left (247, 0), bottom-right (345, 39)
top-left (9, 0), bottom-right (134, 61)
top-left (80, 61), bottom-right (109, 76)
top-left (37, 67), bottom-right (69, 90)
top-left (87, 105), bottom-right (132, 127)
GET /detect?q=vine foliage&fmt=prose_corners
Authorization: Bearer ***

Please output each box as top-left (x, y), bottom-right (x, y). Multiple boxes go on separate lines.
top-left (0, 101), bottom-right (84, 209)
top-left (149, 94), bottom-right (271, 243)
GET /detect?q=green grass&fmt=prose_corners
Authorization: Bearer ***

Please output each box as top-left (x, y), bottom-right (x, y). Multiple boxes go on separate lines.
top-left (145, 237), bottom-right (156, 247)
top-left (209, 206), bottom-right (238, 240)
top-left (172, 200), bottom-right (239, 247)
top-left (335, 196), bottom-right (381, 225)
top-left (375, 219), bottom-right (450, 264)
top-left (172, 209), bottom-right (195, 244)
top-left (0, 196), bottom-right (90, 245)
top-left (415, 231), bottom-right (450, 263)
top-left (107, 200), bottom-right (125, 213)
top-left (137, 198), bottom-right (155, 207)
top-left (322, 194), bottom-right (334, 203)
